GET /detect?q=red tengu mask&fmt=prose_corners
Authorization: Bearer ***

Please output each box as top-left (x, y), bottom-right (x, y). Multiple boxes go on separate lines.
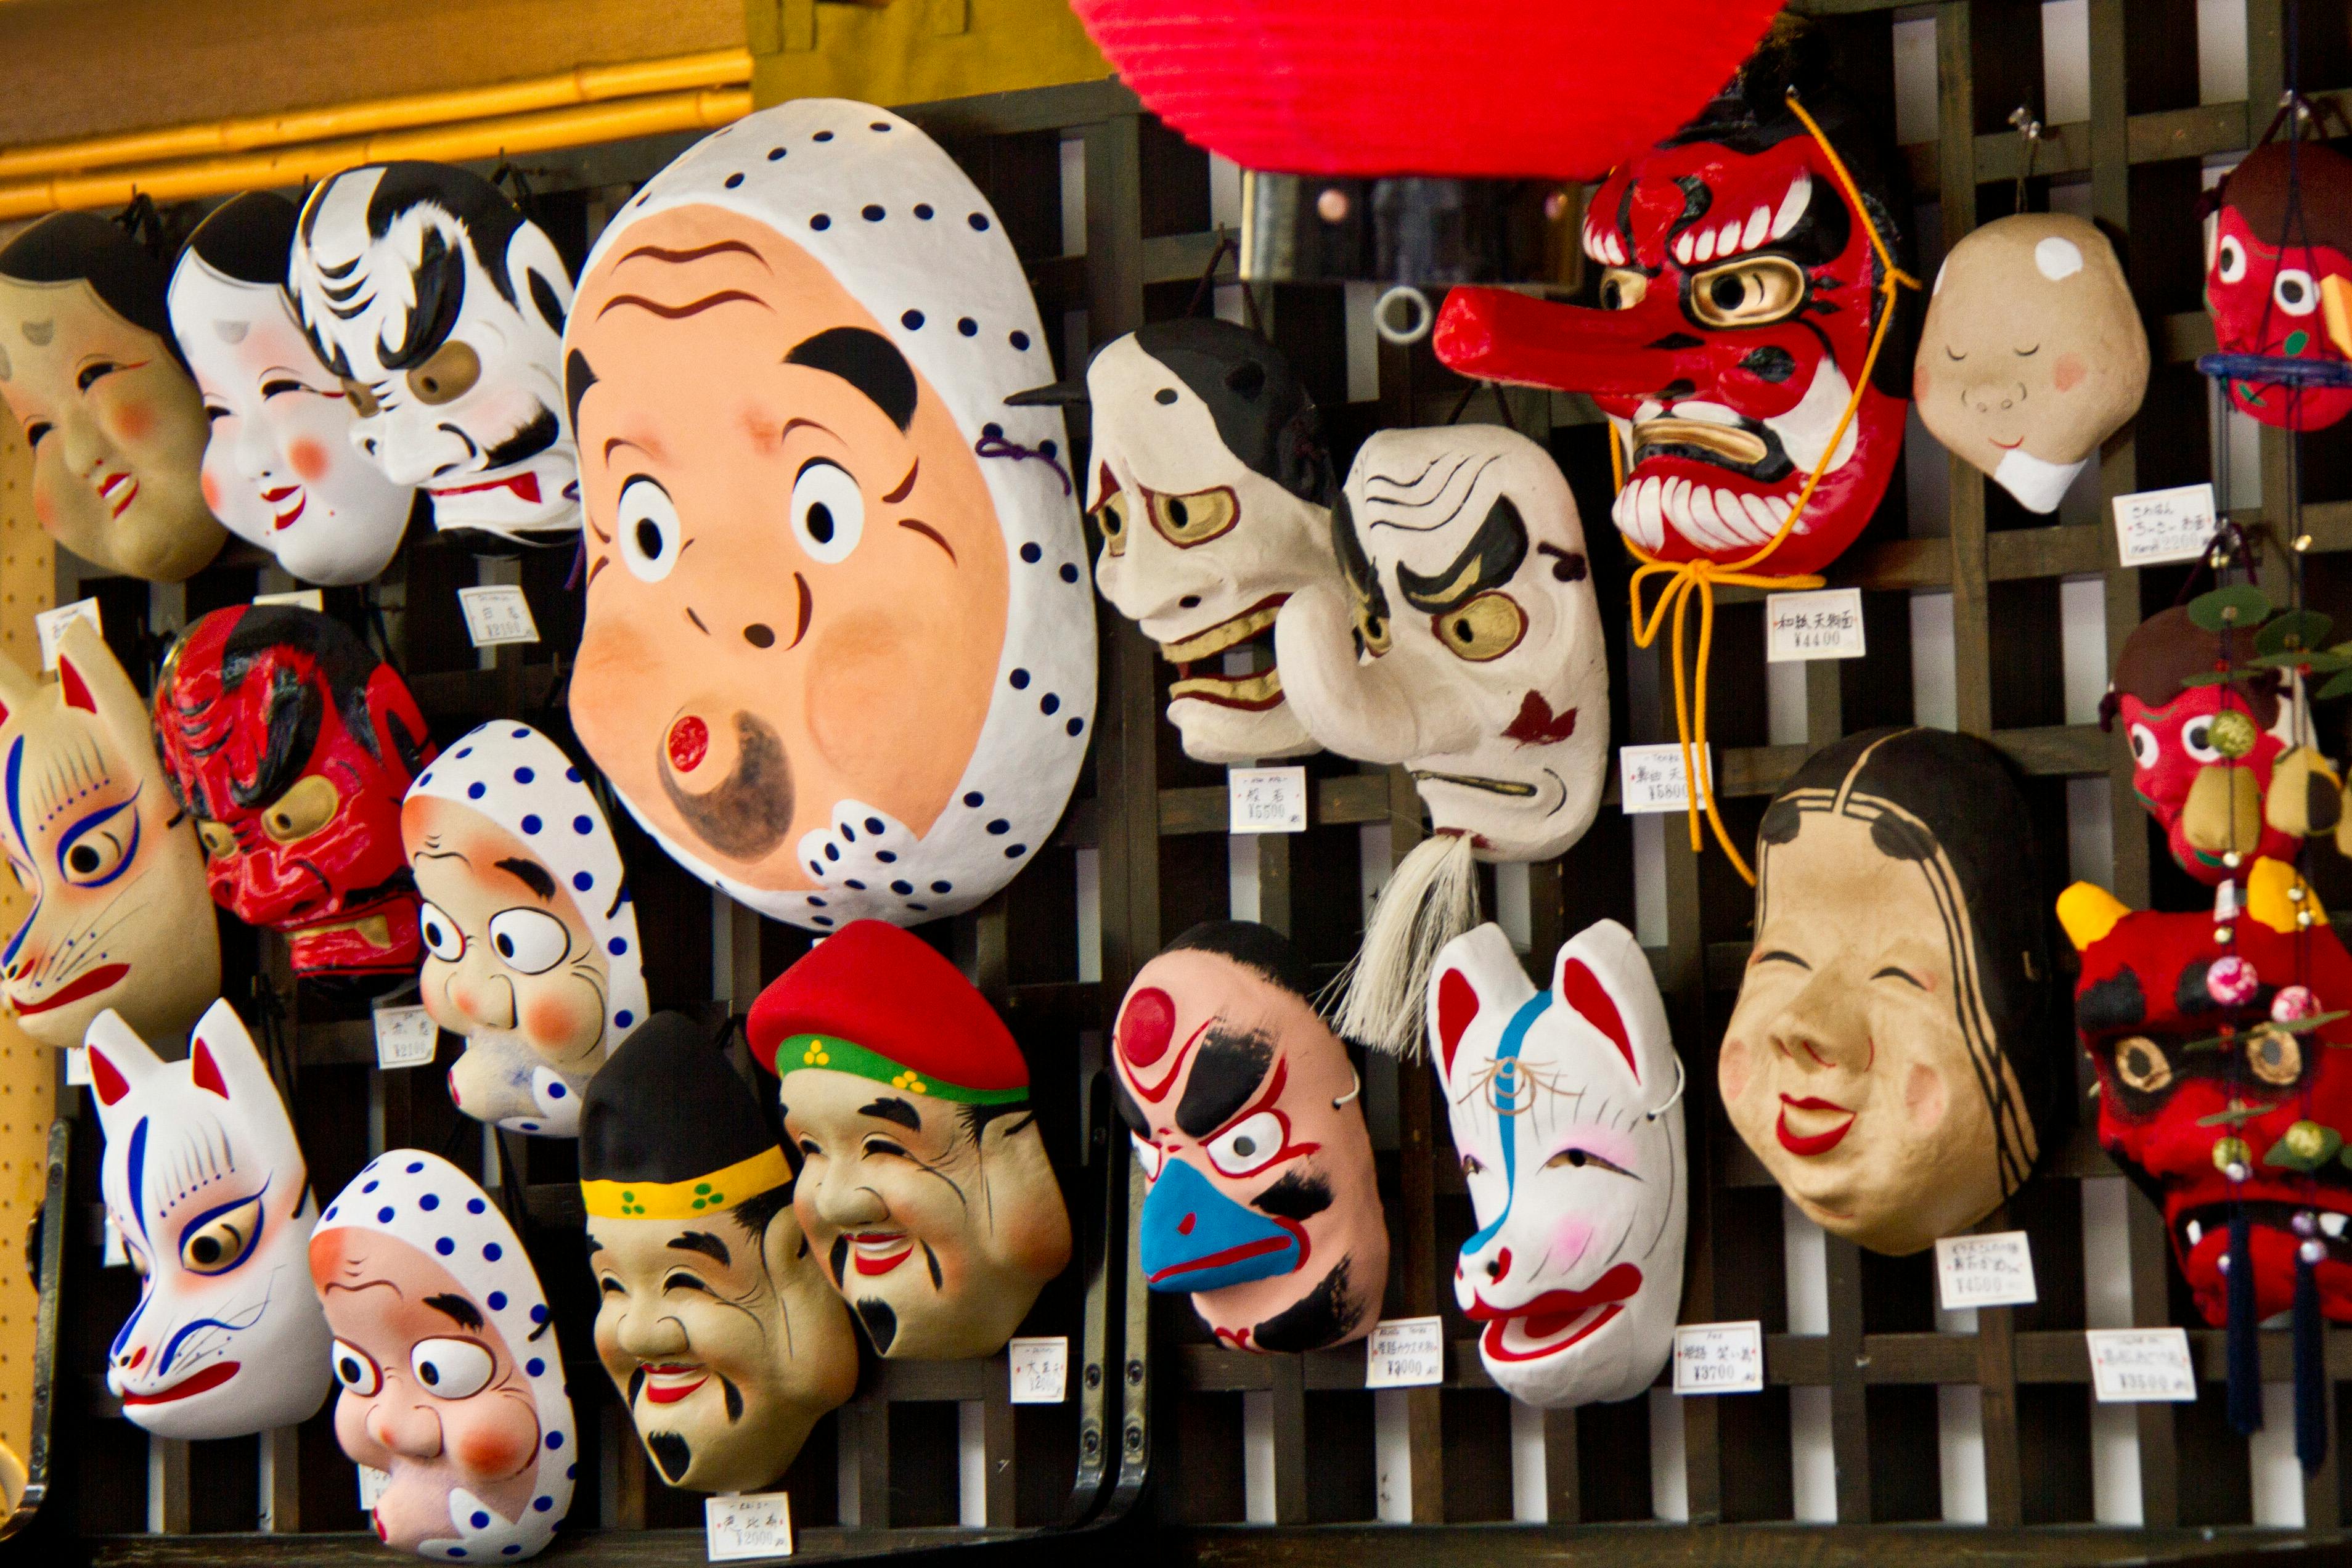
top-left (2066, 873), bottom-right (2352, 1326)
top-left (2204, 141), bottom-right (2352, 431)
top-left (1434, 67), bottom-right (1909, 577)
top-left (154, 605), bottom-right (433, 977)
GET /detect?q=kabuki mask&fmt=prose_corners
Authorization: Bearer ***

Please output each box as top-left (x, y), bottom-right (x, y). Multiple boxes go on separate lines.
top-left (0, 616), bottom-right (218, 1048)
top-left (1429, 921), bottom-right (1683, 1407)
top-left (290, 163), bottom-right (579, 539)
top-left (0, 213), bottom-right (226, 581)
top-left (1721, 729), bottom-right (2055, 1255)
top-left (1432, 46), bottom-right (1909, 576)
top-left (1916, 213), bottom-right (2149, 513)
top-left (154, 605), bottom-right (434, 979)
top-left (169, 192), bottom-right (417, 584)
top-left (749, 920), bottom-right (1071, 1358)
top-left (1080, 320), bottom-right (1334, 762)
top-left (1112, 922), bottom-right (1386, 1352)
top-left (565, 100), bottom-right (1093, 933)
top-left (581, 1013), bottom-right (858, 1493)
top-left (402, 722), bottom-right (647, 1137)
top-left (2204, 141), bottom-right (2352, 431)
top-left (311, 1151), bottom-right (574, 1561)
top-left (86, 999), bottom-right (331, 1439)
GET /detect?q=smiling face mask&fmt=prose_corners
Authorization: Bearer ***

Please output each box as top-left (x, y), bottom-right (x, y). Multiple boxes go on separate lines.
top-left (1429, 921), bottom-right (1683, 1407)
top-left (564, 99), bottom-right (1093, 934)
top-left (290, 163), bottom-right (578, 540)
top-left (86, 999), bottom-right (332, 1439)
top-left (402, 722), bottom-right (647, 1137)
top-left (169, 192), bottom-right (417, 584)
top-left (1720, 728), bottom-right (2054, 1255)
top-left (0, 616), bottom-right (217, 1048)
top-left (0, 212), bottom-right (226, 582)
top-left (1916, 213), bottom-right (2149, 513)
top-left (581, 1013), bottom-right (858, 1493)
top-left (1113, 922), bottom-right (1386, 1352)
top-left (312, 1150), bottom-right (574, 1561)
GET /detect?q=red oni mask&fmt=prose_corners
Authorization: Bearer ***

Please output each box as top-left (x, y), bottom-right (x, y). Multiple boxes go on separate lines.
top-left (2068, 878), bottom-right (2352, 1326)
top-left (154, 606), bottom-right (433, 977)
top-left (1434, 84), bottom-right (1908, 577)
top-left (2204, 142), bottom-right (2352, 431)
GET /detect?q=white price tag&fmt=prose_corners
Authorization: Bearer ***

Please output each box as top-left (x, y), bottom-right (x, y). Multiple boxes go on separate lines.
top-left (357, 1464), bottom-right (391, 1509)
top-left (372, 1005), bottom-right (439, 1069)
top-left (253, 589), bottom-right (325, 611)
top-left (35, 598), bottom-right (101, 671)
top-left (1227, 766), bottom-right (1308, 834)
top-left (102, 1213), bottom-right (126, 1268)
top-left (64, 1044), bottom-right (91, 1087)
top-left (1619, 743), bottom-right (1715, 815)
top-left (1934, 1230), bottom-right (2038, 1310)
top-left (705, 1490), bottom-right (794, 1561)
top-left (1673, 1321), bottom-right (1765, 1395)
top-left (456, 584), bottom-right (541, 648)
top-left (1008, 1336), bottom-right (1069, 1404)
top-left (1765, 587), bottom-right (1866, 663)
top-left (2086, 1328), bottom-right (2198, 1403)
top-left (1364, 1315), bottom-right (1445, 1389)
top-left (2112, 482), bottom-right (2219, 568)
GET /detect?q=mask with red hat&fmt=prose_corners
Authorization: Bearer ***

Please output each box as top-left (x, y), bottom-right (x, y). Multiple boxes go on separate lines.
top-left (748, 920), bottom-right (1071, 1359)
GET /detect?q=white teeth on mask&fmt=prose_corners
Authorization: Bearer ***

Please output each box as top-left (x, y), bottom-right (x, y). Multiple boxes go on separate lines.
top-left (1633, 399), bottom-right (1667, 424)
top-left (2325, 1214), bottom-right (2348, 1239)
top-left (1742, 205), bottom-right (1771, 250)
top-left (1636, 476), bottom-right (1665, 545)
top-left (1716, 221), bottom-right (1741, 257)
top-left (1685, 483), bottom-right (1721, 538)
top-left (1693, 227), bottom-right (1718, 263)
top-left (1608, 235), bottom-right (1625, 266)
top-left (1742, 492), bottom-right (1785, 536)
top-left (1771, 169), bottom-right (1813, 239)
top-left (1672, 232), bottom-right (1693, 266)
top-left (2186, 1219), bottom-right (2203, 1247)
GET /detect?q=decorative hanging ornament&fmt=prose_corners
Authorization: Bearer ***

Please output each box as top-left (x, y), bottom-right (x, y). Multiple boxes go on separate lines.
top-left (2199, 137), bottom-right (2352, 431)
top-left (564, 100), bottom-right (1093, 933)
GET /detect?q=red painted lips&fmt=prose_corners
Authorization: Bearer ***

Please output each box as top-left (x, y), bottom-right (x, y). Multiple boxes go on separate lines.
top-left (123, 1361), bottom-right (240, 1405)
top-left (15, 962), bottom-right (129, 1015)
top-left (1776, 1095), bottom-right (1856, 1157)
top-left (1465, 1263), bottom-right (1643, 1362)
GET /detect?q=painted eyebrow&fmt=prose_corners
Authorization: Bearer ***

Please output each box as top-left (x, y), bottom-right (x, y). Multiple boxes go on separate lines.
top-left (858, 1098), bottom-right (924, 1132)
top-left (1175, 1027), bottom-right (1276, 1140)
top-left (423, 1292), bottom-right (483, 1330)
top-left (1395, 494), bottom-right (1531, 615)
top-left (603, 435), bottom-right (660, 463)
top-left (493, 855), bottom-right (556, 901)
top-left (595, 290), bottom-right (771, 321)
top-left (616, 240), bottom-right (771, 271)
top-left (1756, 949), bottom-right (1811, 968)
top-left (668, 1231), bottom-right (732, 1265)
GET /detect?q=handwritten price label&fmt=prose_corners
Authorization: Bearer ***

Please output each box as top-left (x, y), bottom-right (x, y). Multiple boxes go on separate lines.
top-left (1934, 1230), bottom-right (2038, 1310)
top-left (1364, 1315), bottom-right (1445, 1389)
top-left (1619, 743), bottom-right (1715, 816)
top-left (357, 1464), bottom-right (391, 1509)
top-left (372, 1005), bottom-right (439, 1070)
top-left (253, 589), bottom-right (325, 612)
top-left (2112, 483), bottom-right (2219, 568)
top-left (705, 1490), bottom-right (794, 1561)
top-left (1672, 1321), bottom-right (1764, 1395)
top-left (1765, 587), bottom-right (1866, 663)
top-left (2086, 1328), bottom-right (2198, 1403)
top-left (34, 598), bottom-right (100, 672)
top-left (456, 584), bottom-right (540, 648)
top-left (1228, 766), bottom-right (1308, 834)
top-left (1008, 1336), bottom-right (1069, 1404)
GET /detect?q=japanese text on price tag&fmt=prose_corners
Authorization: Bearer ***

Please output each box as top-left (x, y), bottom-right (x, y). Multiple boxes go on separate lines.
top-left (1619, 743), bottom-right (1714, 815)
top-left (1934, 1230), bottom-right (2038, 1310)
top-left (457, 584), bottom-right (540, 648)
top-left (706, 1491), bottom-right (794, 1561)
top-left (1364, 1316), bottom-right (1445, 1389)
top-left (2086, 1328), bottom-right (2198, 1403)
top-left (357, 1464), bottom-right (391, 1509)
top-left (372, 1005), bottom-right (439, 1070)
top-left (2112, 483), bottom-right (2219, 568)
top-left (1228, 766), bottom-right (1308, 834)
top-left (1008, 1336), bottom-right (1069, 1404)
top-left (35, 598), bottom-right (100, 671)
top-left (1672, 1321), bottom-right (1764, 1394)
top-left (253, 589), bottom-right (325, 611)
top-left (1765, 587), bottom-right (1866, 663)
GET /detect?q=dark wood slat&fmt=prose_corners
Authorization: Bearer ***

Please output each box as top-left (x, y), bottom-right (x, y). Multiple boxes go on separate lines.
top-left (1270, 1354), bottom-right (1309, 1525)
top-left (1825, 1236), bottom-right (1871, 1523)
top-left (1544, 1406), bottom-right (1580, 1525)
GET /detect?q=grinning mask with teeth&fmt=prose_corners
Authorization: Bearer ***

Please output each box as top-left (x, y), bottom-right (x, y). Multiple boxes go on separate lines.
top-left (290, 163), bottom-right (579, 541)
top-left (1432, 55), bottom-right (1909, 576)
top-left (1429, 921), bottom-right (1684, 1408)
top-left (1083, 320), bottom-right (1334, 762)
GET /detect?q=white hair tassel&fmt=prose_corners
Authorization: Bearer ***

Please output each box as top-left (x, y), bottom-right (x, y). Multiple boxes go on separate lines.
top-left (1329, 830), bottom-right (1481, 1057)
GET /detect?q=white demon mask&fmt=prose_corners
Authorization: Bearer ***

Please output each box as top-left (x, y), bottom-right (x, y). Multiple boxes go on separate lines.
top-left (1428, 921), bottom-right (1684, 1408)
top-left (169, 192), bottom-right (417, 584)
top-left (290, 163), bottom-right (578, 541)
top-left (85, 999), bottom-right (332, 1439)
top-left (1082, 320), bottom-right (1334, 762)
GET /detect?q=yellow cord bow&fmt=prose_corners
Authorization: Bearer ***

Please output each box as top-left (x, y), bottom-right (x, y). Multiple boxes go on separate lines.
top-left (1619, 88), bottom-right (1921, 884)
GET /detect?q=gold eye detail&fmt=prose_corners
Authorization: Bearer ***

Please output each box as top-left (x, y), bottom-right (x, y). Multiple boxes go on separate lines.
top-left (1434, 592), bottom-right (1528, 663)
top-left (1350, 590), bottom-right (1392, 658)
top-left (406, 341), bottom-right (481, 406)
top-left (1092, 489), bottom-right (1129, 558)
top-left (1598, 268), bottom-right (1649, 311)
top-left (1149, 487), bottom-right (1239, 548)
top-left (259, 774), bottom-right (340, 845)
top-left (2248, 1024), bottom-right (2303, 1087)
top-left (1686, 255), bottom-right (1808, 328)
top-left (2113, 1035), bottom-right (2173, 1094)
top-left (197, 821), bottom-right (237, 860)
top-left (179, 1193), bottom-right (263, 1275)
top-left (339, 378), bottom-right (382, 419)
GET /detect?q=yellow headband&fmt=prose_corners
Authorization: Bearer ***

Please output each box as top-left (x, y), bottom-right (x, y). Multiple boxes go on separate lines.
top-left (580, 1146), bottom-right (793, 1222)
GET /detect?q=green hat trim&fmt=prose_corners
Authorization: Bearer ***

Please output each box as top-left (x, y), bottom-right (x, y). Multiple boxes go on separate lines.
top-left (780, 1033), bottom-right (1027, 1105)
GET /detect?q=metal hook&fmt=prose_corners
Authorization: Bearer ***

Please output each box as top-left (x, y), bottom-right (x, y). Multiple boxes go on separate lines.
top-left (1334, 1063), bottom-right (1362, 1109)
top-left (1645, 1053), bottom-right (1688, 1122)
top-left (1374, 285), bottom-right (1433, 346)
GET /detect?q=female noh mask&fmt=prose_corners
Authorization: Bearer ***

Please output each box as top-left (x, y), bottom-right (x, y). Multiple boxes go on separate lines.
top-left (0, 211), bottom-right (226, 581)
top-left (169, 192), bottom-right (418, 585)
top-left (1720, 727), bottom-right (2057, 1255)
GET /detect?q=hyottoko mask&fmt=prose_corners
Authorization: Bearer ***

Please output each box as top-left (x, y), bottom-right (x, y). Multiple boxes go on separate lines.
top-left (153, 605), bottom-right (434, 979)
top-left (581, 1013), bottom-right (858, 1493)
top-left (290, 163), bottom-right (579, 539)
top-left (402, 722), bottom-right (647, 1137)
top-left (1432, 57), bottom-right (1908, 576)
top-left (169, 192), bottom-right (417, 584)
top-left (565, 100), bottom-right (1093, 933)
top-left (2205, 141), bottom-right (2352, 431)
top-left (0, 213), bottom-right (227, 581)
top-left (1113, 923), bottom-right (1386, 1352)
top-left (1721, 729), bottom-right (2055, 1255)
top-left (1429, 921), bottom-right (1683, 1407)
top-left (311, 1151), bottom-right (574, 1560)
top-left (1916, 213), bottom-right (2149, 513)
top-left (1078, 320), bottom-right (1335, 763)
top-left (0, 616), bottom-right (217, 1048)
top-left (86, 999), bottom-right (331, 1439)
top-left (750, 919), bottom-right (1071, 1358)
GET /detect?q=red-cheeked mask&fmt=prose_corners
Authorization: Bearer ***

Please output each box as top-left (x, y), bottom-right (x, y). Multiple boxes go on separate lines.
top-left (2067, 874), bottom-right (2352, 1326)
top-left (2204, 141), bottom-right (2352, 432)
top-left (154, 605), bottom-right (433, 977)
top-left (1434, 86), bottom-right (1908, 578)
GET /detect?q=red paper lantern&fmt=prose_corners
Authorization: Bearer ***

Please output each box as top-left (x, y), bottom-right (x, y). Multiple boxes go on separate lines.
top-left (1069, 1), bottom-right (1788, 181)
